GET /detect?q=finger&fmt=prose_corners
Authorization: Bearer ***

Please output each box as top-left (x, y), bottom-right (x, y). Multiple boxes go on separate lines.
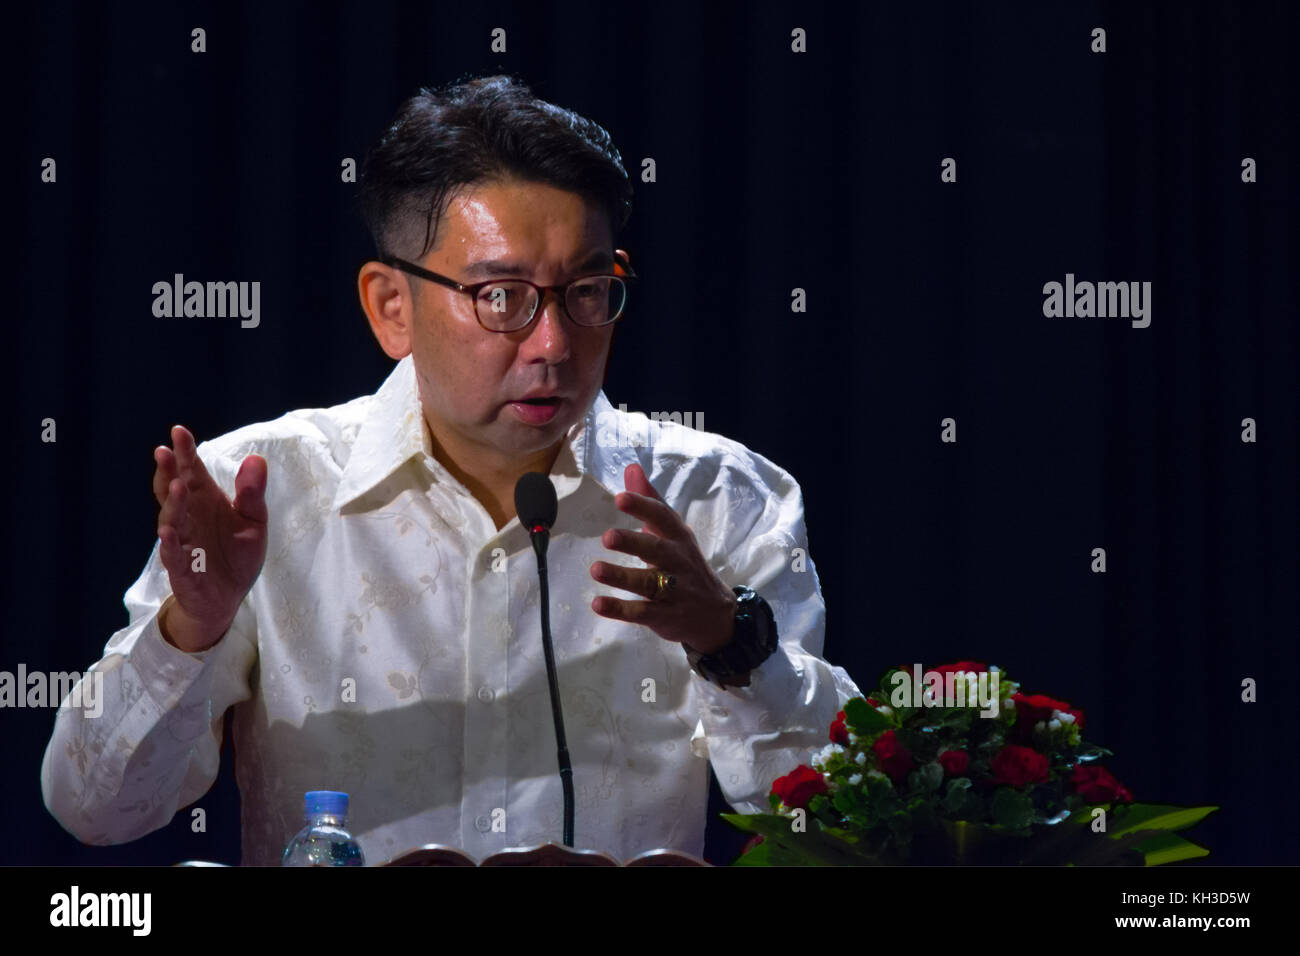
top-left (614, 491), bottom-right (684, 540)
top-left (232, 454), bottom-right (268, 524)
top-left (591, 595), bottom-right (661, 628)
top-left (158, 477), bottom-right (189, 541)
top-left (153, 445), bottom-right (177, 507)
top-left (601, 527), bottom-right (675, 568)
top-left (157, 523), bottom-right (184, 575)
top-left (624, 463), bottom-right (661, 500)
top-left (591, 560), bottom-right (660, 600)
top-left (170, 425), bottom-right (215, 488)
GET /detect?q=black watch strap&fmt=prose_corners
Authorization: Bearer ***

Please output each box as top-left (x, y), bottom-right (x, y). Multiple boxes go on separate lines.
top-left (687, 586), bottom-right (778, 688)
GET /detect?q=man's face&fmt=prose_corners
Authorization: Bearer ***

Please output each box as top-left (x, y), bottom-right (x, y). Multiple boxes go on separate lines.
top-left (405, 178), bottom-right (618, 464)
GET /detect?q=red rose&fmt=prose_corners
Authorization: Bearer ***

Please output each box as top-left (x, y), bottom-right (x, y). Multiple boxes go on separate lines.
top-left (938, 750), bottom-right (969, 776)
top-left (1011, 693), bottom-right (1079, 737)
top-left (1012, 693), bottom-right (1072, 723)
top-left (932, 660), bottom-right (988, 676)
top-left (990, 745), bottom-right (1050, 787)
top-left (829, 710), bottom-right (849, 745)
top-left (739, 834), bottom-right (766, 856)
top-left (872, 730), bottom-right (914, 781)
top-left (866, 696), bottom-right (880, 707)
top-left (770, 764), bottom-right (828, 809)
top-left (1070, 764), bottom-right (1134, 803)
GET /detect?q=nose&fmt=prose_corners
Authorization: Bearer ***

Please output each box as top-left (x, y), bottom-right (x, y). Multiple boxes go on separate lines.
top-left (523, 288), bottom-right (572, 363)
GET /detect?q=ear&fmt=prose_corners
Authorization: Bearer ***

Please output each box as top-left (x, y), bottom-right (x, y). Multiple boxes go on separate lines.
top-left (613, 248), bottom-right (636, 279)
top-left (357, 259), bottom-right (413, 359)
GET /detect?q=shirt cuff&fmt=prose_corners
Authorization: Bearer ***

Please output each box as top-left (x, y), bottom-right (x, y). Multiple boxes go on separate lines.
top-left (132, 596), bottom-right (223, 711)
top-left (74, 599), bottom-right (226, 808)
top-left (689, 643), bottom-right (808, 728)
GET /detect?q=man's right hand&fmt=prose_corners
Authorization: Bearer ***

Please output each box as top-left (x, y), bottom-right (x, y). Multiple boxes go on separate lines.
top-left (153, 425), bottom-right (268, 653)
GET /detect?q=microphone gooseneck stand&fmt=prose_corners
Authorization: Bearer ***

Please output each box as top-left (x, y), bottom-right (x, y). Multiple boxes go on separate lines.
top-left (515, 471), bottom-right (574, 847)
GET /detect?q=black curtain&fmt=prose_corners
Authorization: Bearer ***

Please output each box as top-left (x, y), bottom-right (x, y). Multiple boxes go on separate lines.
top-left (5, 0), bottom-right (1295, 865)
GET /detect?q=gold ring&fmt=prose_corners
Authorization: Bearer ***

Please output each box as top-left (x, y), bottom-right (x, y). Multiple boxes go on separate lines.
top-left (653, 571), bottom-right (677, 600)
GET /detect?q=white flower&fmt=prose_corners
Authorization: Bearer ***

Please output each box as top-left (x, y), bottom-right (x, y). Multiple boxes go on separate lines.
top-left (848, 773), bottom-right (863, 786)
top-left (1002, 699), bottom-right (1015, 711)
top-left (848, 732), bottom-right (859, 744)
top-left (811, 743), bottom-right (845, 768)
top-left (1034, 720), bottom-right (1046, 733)
top-left (855, 751), bottom-right (867, 766)
top-left (1048, 718), bottom-right (1061, 731)
top-left (876, 705), bottom-right (894, 716)
top-left (1057, 711), bottom-right (1075, 725)
top-left (867, 770), bottom-right (888, 781)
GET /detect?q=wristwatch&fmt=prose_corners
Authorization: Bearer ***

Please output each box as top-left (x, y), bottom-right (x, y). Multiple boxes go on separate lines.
top-left (686, 586), bottom-right (779, 689)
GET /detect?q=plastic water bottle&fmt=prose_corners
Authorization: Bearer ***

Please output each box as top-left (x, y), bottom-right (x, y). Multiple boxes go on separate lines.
top-left (282, 791), bottom-right (365, 866)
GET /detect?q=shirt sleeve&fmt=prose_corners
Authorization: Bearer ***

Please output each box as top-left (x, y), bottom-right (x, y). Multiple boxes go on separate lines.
top-left (40, 447), bottom-right (259, 846)
top-left (683, 450), bottom-right (863, 815)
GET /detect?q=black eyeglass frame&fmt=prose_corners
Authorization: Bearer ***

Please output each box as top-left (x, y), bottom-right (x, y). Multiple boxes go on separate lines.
top-left (380, 252), bottom-right (638, 333)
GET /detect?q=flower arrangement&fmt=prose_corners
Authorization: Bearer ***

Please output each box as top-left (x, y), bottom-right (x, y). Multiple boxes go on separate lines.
top-left (723, 662), bottom-right (1217, 866)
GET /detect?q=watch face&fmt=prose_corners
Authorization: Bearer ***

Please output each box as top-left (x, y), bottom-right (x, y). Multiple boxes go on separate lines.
top-left (694, 590), bottom-right (776, 684)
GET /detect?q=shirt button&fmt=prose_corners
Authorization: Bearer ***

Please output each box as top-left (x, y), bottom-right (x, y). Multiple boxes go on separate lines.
top-left (474, 814), bottom-right (492, 832)
top-left (477, 686), bottom-right (495, 703)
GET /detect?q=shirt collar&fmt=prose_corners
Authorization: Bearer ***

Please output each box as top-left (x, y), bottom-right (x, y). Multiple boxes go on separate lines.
top-left (332, 355), bottom-right (642, 513)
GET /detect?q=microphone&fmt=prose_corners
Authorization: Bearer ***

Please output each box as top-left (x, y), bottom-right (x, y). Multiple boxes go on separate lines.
top-left (514, 472), bottom-right (574, 847)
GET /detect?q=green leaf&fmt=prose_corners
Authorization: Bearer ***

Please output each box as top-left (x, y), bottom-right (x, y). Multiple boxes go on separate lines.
top-left (990, 788), bottom-right (1034, 830)
top-left (822, 822), bottom-right (859, 839)
top-left (1134, 832), bottom-right (1211, 866)
top-left (1107, 803), bottom-right (1219, 837)
top-left (845, 697), bottom-right (891, 734)
top-left (719, 813), bottom-right (869, 865)
top-left (724, 797), bottom-right (1219, 866)
top-left (1051, 803), bottom-right (1219, 866)
top-left (832, 787), bottom-right (861, 816)
top-left (943, 778), bottom-right (972, 813)
top-left (730, 840), bottom-right (772, 865)
top-left (720, 812), bottom-right (765, 836)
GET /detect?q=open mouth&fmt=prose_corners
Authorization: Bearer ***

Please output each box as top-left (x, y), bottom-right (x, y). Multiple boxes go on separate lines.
top-left (510, 396), bottom-right (563, 425)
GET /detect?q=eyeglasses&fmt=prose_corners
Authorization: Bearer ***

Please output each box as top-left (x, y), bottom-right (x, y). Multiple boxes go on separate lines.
top-left (381, 252), bottom-right (637, 333)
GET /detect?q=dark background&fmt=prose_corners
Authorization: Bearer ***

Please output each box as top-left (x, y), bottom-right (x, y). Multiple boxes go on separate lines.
top-left (4, 0), bottom-right (1295, 866)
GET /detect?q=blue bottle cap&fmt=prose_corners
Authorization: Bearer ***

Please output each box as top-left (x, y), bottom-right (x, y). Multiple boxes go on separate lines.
top-left (304, 791), bottom-right (349, 818)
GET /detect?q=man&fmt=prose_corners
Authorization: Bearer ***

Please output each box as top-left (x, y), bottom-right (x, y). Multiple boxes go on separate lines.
top-left (41, 75), bottom-right (861, 864)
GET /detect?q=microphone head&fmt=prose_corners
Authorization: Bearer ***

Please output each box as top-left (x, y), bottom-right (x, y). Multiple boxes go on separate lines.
top-left (515, 471), bottom-right (558, 533)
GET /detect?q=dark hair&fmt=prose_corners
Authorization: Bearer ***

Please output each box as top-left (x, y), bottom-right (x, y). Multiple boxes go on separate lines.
top-left (358, 74), bottom-right (634, 266)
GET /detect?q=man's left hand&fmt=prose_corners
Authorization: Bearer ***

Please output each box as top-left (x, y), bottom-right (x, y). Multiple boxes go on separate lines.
top-left (590, 464), bottom-right (737, 656)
